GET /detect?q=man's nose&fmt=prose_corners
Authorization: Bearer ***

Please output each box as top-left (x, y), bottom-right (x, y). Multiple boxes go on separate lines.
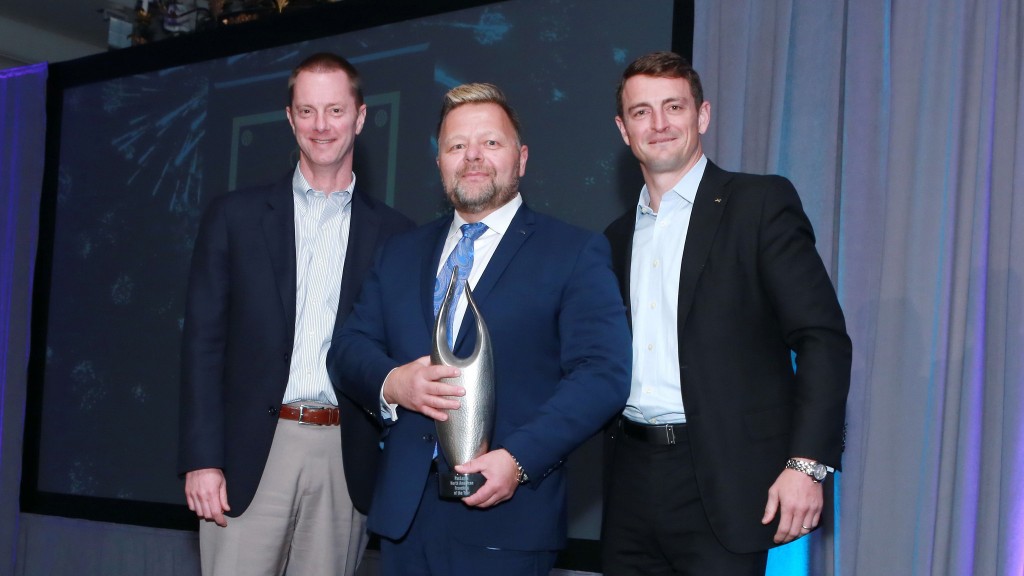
top-left (651, 109), bottom-right (668, 131)
top-left (464, 142), bottom-right (482, 161)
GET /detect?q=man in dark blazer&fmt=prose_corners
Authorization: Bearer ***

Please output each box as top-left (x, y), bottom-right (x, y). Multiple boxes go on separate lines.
top-left (178, 53), bottom-right (413, 576)
top-left (328, 83), bottom-right (631, 576)
top-left (601, 52), bottom-right (852, 575)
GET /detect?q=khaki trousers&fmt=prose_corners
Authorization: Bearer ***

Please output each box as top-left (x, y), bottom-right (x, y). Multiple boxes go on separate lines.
top-left (200, 418), bottom-right (368, 576)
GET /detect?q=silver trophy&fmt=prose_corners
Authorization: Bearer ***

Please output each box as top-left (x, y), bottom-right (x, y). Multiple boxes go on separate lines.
top-left (431, 267), bottom-right (496, 498)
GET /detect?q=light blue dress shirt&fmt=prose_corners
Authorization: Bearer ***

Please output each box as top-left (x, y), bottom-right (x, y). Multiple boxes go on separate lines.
top-left (623, 155), bottom-right (707, 425)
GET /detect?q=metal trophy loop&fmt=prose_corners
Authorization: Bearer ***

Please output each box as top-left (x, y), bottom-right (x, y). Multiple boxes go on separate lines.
top-left (431, 266), bottom-right (496, 498)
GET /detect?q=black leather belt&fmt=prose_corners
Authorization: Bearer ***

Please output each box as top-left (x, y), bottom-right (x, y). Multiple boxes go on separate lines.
top-left (620, 417), bottom-right (686, 446)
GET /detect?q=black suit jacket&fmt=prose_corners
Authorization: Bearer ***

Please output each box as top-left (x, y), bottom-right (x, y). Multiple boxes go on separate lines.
top-left (604, 161), bottom-right (851, 553)
top-left (178, 173), bottom-right (414, 516)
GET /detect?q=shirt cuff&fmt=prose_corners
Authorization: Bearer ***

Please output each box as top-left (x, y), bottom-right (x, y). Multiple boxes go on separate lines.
top-left (380, 367), bottom-right (400, 422)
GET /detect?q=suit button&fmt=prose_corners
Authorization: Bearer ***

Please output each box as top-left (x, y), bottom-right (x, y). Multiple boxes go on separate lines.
top-left (283, 353), bottom-right (291, 363)
top-left (268, 406), bottom-right (279, 416)
top-left (422, 434), bottom-right (434, 442)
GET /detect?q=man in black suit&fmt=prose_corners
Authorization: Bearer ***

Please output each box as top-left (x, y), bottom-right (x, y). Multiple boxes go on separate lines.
top-left (178, 52), bottom-right (413, 576)
top-left (601, 51), bottom-right (852, 575)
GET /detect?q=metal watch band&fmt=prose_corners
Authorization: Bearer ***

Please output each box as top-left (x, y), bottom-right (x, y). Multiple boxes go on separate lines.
top-left (786, 458), bottom-right (826, 483)
top-left (509, 452), bottom-right (529, 484)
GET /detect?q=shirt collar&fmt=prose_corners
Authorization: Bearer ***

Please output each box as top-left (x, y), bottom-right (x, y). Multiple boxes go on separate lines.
top-left (448, 193), bottom-right (523, 240)
top-left (291, 164), bottom-right (355, 211)
top-left (636, 154), bottom-right (707, 216)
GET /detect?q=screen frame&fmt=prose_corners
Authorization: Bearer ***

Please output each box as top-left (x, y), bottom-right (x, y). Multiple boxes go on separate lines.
top-left (21, 0), bottom-right (693, 570)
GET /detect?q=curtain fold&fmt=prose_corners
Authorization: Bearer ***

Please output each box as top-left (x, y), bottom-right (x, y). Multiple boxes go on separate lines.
top-left (3, 1), bottom-right (1023, 574)
top-left (0, 62), bottom-right (47, 576)
top-left (695, 1), bottom-right (1024, 574)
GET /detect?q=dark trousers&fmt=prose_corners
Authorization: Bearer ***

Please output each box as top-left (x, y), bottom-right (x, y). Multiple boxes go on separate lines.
top-left (601, 421), bottom-right (768, 576)
top-left (380, 472), bottom-right (558, 576)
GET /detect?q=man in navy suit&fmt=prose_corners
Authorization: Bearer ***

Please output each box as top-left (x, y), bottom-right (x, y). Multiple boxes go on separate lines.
top-left (601, 52), bottom-right (852, 575)
top-left (328, 83), bottom-right (631, 575)
top-left (178, 53), bottom-right (413, 575)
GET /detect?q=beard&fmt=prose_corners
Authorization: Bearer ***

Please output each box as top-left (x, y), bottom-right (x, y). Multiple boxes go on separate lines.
top-left (443, 162), bottom-right (520, 215)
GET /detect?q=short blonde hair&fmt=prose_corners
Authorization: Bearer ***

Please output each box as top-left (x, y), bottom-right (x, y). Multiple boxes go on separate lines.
top-left (437, 83), bottom-right (523, 145)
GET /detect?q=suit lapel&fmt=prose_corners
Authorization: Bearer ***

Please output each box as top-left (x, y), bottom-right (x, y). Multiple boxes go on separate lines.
top-left (605, 213), bottom-right (635, 329)
top-left (453, 204), bottom-right (536, 349)
top-left (677, 161), bottom-right (733, 334)
top-left (262, 179), bottom-right (297, 335)
top-left (335, 190), bottom-right (381, 331)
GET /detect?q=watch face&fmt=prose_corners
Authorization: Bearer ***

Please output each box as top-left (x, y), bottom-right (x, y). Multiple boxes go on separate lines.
top-left (812, 463), bottom-right (827, 481)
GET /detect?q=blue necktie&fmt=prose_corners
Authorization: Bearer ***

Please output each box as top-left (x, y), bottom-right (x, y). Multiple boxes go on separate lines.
top-left (433, 222), bottom-right (488, 347)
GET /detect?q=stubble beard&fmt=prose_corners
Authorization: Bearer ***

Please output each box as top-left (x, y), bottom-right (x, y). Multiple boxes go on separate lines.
top-left (444, 165), bottom-right (519, 215)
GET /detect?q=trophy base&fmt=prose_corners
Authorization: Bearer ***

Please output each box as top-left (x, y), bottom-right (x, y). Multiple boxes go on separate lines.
top-left (438, 472), bottom-right (486, 499)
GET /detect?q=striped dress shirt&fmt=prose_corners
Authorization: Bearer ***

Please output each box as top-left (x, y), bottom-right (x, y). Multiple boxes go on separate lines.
top-left (282, 166), bottom-right (354, 406)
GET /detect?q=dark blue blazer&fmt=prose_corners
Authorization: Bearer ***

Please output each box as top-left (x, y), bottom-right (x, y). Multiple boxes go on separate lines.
top-left (604, 161), bottom-right (851, 553)
top-left (178, 173), bottom-right (414, 516)
top-left (328, 203), bottom-right (631, 551)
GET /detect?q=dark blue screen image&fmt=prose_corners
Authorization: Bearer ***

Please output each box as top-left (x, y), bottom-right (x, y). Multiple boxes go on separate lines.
top-left (34, 0), bottom-right (674, 539)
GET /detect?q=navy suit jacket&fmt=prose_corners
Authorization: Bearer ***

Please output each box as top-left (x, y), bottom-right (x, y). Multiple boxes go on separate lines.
top-left (178, 173), bottom-right (414, 516)
top-left (604, 161), bottom-right (852, 553)
top-left (328, 203), bottom-right (631, 551)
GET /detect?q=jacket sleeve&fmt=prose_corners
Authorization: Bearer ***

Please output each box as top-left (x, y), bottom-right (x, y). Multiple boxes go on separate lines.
top-left (178, 197), bottom-right (230, 475)
top-left (498, 233), bottom-right (632, 482)
top-left (757, 177), bottom-right (851, 469)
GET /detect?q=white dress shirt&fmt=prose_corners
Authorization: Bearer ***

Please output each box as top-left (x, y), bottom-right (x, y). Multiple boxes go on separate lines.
top-left (435, 193), bottom-right (522, 336)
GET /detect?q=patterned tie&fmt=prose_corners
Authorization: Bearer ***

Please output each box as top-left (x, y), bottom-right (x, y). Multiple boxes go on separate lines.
top-left (433, 222), bottom-right (488, 347)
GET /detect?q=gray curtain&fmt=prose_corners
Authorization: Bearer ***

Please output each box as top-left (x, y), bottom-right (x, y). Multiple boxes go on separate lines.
top-left (695, 1), bottom-right (1024, 575)
top-left (1, 63), bottom-right (46, 576)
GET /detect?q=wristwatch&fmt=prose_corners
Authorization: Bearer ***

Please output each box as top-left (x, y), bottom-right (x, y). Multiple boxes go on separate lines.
top-left (786, 458), bottom-right (828, 483)
top-left (508, 452), bottom-right (529, 485)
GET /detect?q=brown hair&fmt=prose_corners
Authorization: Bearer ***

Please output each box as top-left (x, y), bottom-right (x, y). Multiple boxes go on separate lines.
top-left (287, 52), bottom-right (363, 107)
top-left (616, 51), bottom-right (704, 117)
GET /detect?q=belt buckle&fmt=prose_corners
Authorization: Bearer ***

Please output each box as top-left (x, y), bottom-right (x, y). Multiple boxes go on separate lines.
top-left (297, 404), bottom-right (324, 425)
top-left (664, 425), bottom-right (676, 445)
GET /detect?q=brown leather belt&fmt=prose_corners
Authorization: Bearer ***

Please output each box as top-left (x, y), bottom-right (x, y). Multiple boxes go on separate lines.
top-left (279, 403), bottom-right (340, 426)
top-left (620, 417), bottom-right (686, 445)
